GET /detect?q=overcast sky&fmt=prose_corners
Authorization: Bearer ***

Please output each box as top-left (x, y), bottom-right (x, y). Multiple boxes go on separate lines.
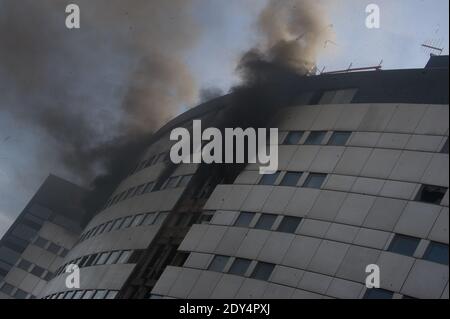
top-left (0, 0), bottom-right (449, 237)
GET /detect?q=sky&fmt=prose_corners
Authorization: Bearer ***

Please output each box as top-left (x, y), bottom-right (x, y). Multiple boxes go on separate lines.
top-left (0, 0), bottom-right (449, 237)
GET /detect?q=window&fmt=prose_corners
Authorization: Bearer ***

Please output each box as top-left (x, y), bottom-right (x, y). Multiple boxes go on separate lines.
top-left (178, 175), bottom-right (192, 188)
top-left (280, 172), bottom-right (302, 187)
top-left (93, 290), bottom-right (108, 299)
top-left (99, 221), bottom-right (112, 235)
top-left (106, 251), bottom-right (121, 265)
top-left (96, 252), bottom-right (111, 265)
top-left (82, 290), bottom-right (95, 299)
top-left (277, 216), bottom-right (302, 234)
top-left (317, 88), bottom-right (358, 105)
top-left (17, 259), bottom-right (32, 272)
top-left (424, 242), bottom-right (449, 265)
top-left (47, 243), bottom-right (61, 255)
top-left (73, 290), bottom-right (85, 299)
top-left (143, 182), bottom-right (154, 194)
top-left (303, 173), bottom-right (327, 189)
top-left (43, 271), bottom-right (53, 281)
top-left (234, 212), bottom-right (255, 228)
top-left (105, 290), bottom-right (118, 299)
top-left (208, 255), bottom-right (229, 272)
top-left (124, 187), bottom-right (136, 200)
top-left (283, 131), bottom-right (304, 145)
top-left (112, 218), bottom-right (124, 231)
top-left (363, 289), bottom-right (393, 299)
top-left (328, 131), bottom-right (351, 146)
top-left (30, 265), bottom-right (45, 278)
top-left (121, 216), bottom-right (134, 229)
top-left (143, 213), bottom-right (157, 226)
top-left (131, 214), bottom-right (145, 227)
top-left (228, 258), bottom-right (251, 276)
top-left (0, 282), bottom-right (14, 295)
top-left (304, 131), bottom-right (327, 145)
top-left (64, 291), bottom-right (76, 299)
top-left (13, 288), bottom-right (28, 299)
top-left (254, 214), bottom-right (277, 231)
top-left (164, 176), bottom-right (179, 189)
top-left (388, 234), bottom-right (420, 257)
top-left (415, 185), bottom-right (447, 205)
top-left (259, 172), bottom-right (280, 185)
top-left (84, 254), bottom-right (98, 268)
top-left (60, 248), bottom-right (69, 258)
top-left (441, 138), bottom-right (449, 154)
top-left (117, 250), bottom-right (132, 264)
top-left (251, 262), bottom-right (275, 281)
top-left (134, 184), bottom-right (146, 196)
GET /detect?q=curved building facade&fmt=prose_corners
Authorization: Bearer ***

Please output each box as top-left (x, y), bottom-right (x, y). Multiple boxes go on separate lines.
top-left (39, 56), bottom-right (449, 299)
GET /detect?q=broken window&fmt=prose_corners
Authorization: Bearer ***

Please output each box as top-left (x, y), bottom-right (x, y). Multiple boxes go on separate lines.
top-left (415, 185), bottom-right (447, 205)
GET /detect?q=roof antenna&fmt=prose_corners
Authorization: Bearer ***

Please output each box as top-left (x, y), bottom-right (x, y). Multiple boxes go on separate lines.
top-left (421, 38), bottom-right (444, 56)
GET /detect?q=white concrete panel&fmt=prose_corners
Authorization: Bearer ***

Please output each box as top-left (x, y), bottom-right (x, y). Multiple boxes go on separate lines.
top-left (323, 175), bottom-right (356, 192)
top-left (377, 252), bottom-right (414, 292)
top-left (270, 266), bottom-right (304, 288)
top-left (282, 236), bottom-right (322, 270)
top-left (262, 187), bottom-right (296, 214)
top-left (284, 188), bottom-right (320, 217)
top-left (358, 104), bottom-right (397, 132)
top-left (240, 186), bottom-right (273, 212)
top-left (351, 177), bottom-right (385, 196)
top-left (287, 146), bottom-right (321, 172)
top-left (308, 240), bottom-right (350, 276)
top-left (385, 104), bottom-right (427, 133)
top-left (309, 147), bottom-right (345, 173)
top-left (298, 271), bottom-right (333, 295)
top-left (307, 191), bottom-right (347, 221)
top-left (390, 151), bottom-right (433, 183)
top-left (334, 104), bottom-right (370, 131)
top-left (348, 132), bottom-right (381, 148)
top-left (380, 180), bottom-right (419, 200)
top-left (335, 194), bottom-right (376, 226)
top-left (354, 228), bottom-right (391, 250)
top-left (334, 147), bottom-right (373, 176)
top-left (415, 105), bottom-right (449, 135)
top-left (429, 207), bottom-right (449, 244)
top-left (336, 246), bottom-right (380, 282)
top-left (421, 154), bottom-right (449, 187)
top-left (258, 232), bottom-right (295, 264)
top-left (363, 197), bottom-right (407, 231)
top-left (361, 149), bottom-right (402, 179)
top-left (401, 260), bottom-right (449, 299)
top-left (394, 202), bottom-right (441, 238)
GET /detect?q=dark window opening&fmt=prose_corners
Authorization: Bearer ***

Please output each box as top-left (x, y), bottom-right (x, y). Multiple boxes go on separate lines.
top-left (363, 289), bottom-right (394, 299)
top-left (303, 173), bottom-right (327, 189)
top-left (305, 131), bottom-right (327, 145)
top-left (280, 172), bottom-right (302, 187)
top-left (283, 131), bottom-right (304, 145)
top-left (328, 131), bottom-right (352, 146)
top-left (228, 258), bottom-right (251, 276)
top-left (277, 216), bottom-right (302, 234)
top-left (424, 242), bottom-right (449, 265)
top-left (208, 255), bottom-right (229, 272)
top-left (388, 234), bottom-right (420, 257)
top-left (234, 212), bottom-right (255, 228)
top-left (415, 185), bottom-right (447, 205)
top-left (254, 214), bottom-right (277, 231)
top-left (250, 262), bottom-right (275, 281)
top-left (259, 172), bottom-right (280, 185)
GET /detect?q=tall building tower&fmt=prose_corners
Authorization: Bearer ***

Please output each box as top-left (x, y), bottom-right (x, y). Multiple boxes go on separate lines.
top-left (0, 175), bottom-right (89, 299)
top-left (35, 56), bottom-right (449, 299)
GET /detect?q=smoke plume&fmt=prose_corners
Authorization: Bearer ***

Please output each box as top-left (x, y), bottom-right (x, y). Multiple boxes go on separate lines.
top-left (0, 0), bottom-right (198, 212)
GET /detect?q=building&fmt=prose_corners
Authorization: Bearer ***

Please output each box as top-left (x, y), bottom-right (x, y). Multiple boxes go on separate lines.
top-left (0, 175), bottom-right (90, 299)
top-left (10, 56), bottom-right (450, 299)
